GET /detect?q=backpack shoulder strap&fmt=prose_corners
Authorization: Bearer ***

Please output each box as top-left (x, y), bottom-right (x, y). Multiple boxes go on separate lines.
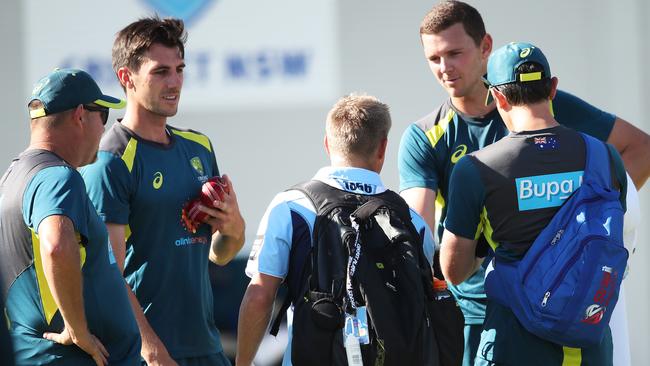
top-left (350, 189), bottom-right (410, 220)
top-left (270, 180), bottom-right (359, 335)
top-left (582, 133), bottom-right (612, 188)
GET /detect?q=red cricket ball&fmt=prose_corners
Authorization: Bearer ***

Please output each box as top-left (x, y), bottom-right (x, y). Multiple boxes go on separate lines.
top-left (200, 176), bottom-right (229, 207)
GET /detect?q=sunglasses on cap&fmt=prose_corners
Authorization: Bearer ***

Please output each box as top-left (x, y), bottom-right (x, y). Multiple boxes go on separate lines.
top-left (83, 104), bottom-right (109, 125)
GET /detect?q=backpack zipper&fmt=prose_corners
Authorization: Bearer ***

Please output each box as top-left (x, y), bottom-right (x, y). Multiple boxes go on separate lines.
top-left (522, 196), bottom-right (601, 285)
top-left (540, 235), bottom-right (604, 307)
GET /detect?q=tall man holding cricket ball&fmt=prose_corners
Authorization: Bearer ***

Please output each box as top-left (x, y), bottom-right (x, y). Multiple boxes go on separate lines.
top-left (81, 17), bottom-right (245, 366)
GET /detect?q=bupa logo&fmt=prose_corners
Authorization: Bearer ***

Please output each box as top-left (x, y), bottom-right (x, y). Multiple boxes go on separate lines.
top-left (515, 170), bottom-right (583, 211)
top-left (141, 0), bottom-right (215, 26)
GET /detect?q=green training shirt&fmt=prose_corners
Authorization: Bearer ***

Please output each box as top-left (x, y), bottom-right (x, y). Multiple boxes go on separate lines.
top-left (0, 149), bottom-right (140, 365)
top-left (398, 90), bottom-right (616, 325)
top-left (81, 122), bottom-right (222, 359)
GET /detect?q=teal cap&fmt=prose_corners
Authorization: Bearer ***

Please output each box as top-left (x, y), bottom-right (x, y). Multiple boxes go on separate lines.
top-left (28, 68), bottom-right (125, 119)
top-left (483, 42), bottom-right (551, 104)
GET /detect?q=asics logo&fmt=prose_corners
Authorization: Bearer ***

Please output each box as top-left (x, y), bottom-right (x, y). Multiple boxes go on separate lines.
top-left (153, 172), bottom-right (164, 189)
top-left (520, 47), bottom-right (533, 58)
top-left (451, 144), bottom-right (467, 163)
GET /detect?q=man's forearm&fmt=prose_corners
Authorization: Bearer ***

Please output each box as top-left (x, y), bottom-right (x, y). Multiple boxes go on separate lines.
top-left (619, 141), bottom-right (650, 189)
top-left (209, 229), bottom-right (245, 265)
top-left (40, 218), bottom-right (90, 340)
top-left (235, 287), bottom-right (274, 366)
top-left (42, 240), bottom-right (89, 338)
top-left (125, 284), bottom-right (171, 361)
top-left (440, 230), bottom-right (480, 285)
top-left (607, 117), bottom-right (650, 189)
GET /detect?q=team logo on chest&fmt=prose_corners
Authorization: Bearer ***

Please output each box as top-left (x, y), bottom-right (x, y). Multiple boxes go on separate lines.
top-left (190, 157), bottom-right (204, 175)
top-left (190, 156), bottom-right (209, 183)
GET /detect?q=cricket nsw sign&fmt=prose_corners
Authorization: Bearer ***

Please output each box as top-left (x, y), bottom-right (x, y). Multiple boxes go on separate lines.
top-left (24, 0), bottom-right (339, 109)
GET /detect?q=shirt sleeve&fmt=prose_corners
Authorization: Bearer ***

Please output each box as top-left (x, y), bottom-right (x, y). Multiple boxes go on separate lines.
top-left (209, 140), bottom-right (221, 177)
top-left (553, 90), bottom-right (616, 142)
top-left (607, 143), bottom-right (627, 210)
top-left (409, 208), bottom-right (435, 267)
top-left (245, 193), bottom-right (294, 279)
top-left (23, 166), bottom-right (89, 239)
top-left (398, 123), bottom-right (441, 192)
top-left (443, 156), bottom-right (485, 240)
top-left (80, 151), bottom-right (132, 225)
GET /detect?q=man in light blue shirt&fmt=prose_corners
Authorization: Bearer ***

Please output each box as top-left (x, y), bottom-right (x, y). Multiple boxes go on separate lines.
top-left (236, 94), bottom-right (436, 366)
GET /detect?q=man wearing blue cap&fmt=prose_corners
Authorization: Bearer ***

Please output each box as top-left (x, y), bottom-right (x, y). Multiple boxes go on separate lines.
top-left (439, 42), bottom-right (625, 365)
top-left (399, 2), bottom-right (648, 365)
top-left (0, 68), bottom-right (141, 365)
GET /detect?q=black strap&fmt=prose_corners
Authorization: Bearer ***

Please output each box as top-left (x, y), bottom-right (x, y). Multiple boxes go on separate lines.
top-left (270, 293), bottom-right (291, 336)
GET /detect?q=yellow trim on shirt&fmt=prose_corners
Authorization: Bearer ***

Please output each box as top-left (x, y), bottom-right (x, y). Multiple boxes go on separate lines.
top-left (77, 232), bottom-right (87, 267)
top-left (172, 130), bottom-right (212, 152)
top-left (31, 229), bottom-right (58, 325)
top-left (31, 229), bottom-right (87, 325)
top-left (480, 207), bottom-right (498, 249)
top-left (121, 138), bottom-right (138, 173)
top-left (562, 347), bottom-right (582, 366)
top-left (434, 189), bottom-right (445, 225)
top-left (425, 109), bottom-right (455, 148)
top-left (125, 224), bottom-right (132, 242)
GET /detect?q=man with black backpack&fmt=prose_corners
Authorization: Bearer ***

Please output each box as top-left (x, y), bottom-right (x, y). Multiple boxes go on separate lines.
top-left (236, 94), bottom-right (439, 366)
top-left (439, 42), bottom-right (629, 365)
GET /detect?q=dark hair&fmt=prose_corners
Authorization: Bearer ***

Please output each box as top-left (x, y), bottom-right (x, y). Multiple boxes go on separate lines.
top-left (420, 1), bottom-right (486, 46)
top-left (112, 16), bottom-right (187, 74)
top-left (494, 62), bottom-right (552, 106)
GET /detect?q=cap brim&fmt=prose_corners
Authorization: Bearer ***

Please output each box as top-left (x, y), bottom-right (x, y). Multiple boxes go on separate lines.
top-left (95, 95), bottom-right (126, 109)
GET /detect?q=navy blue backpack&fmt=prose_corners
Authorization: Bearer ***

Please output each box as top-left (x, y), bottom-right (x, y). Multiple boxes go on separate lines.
top-left (484, 134), bottom-right (628, 348)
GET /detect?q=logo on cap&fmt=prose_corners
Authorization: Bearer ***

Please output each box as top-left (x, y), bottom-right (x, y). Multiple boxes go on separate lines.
top-left (519, 47), bottom-right (533, 58)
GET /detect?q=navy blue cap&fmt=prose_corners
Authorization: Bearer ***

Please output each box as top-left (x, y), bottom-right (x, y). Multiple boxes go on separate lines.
top-left (483, 42), bottom-right (551, 104)
top-left (29, 68), bottom-right (125, 119)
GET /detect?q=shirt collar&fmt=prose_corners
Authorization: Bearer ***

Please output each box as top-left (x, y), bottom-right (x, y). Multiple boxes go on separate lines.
top-left (313, 166), bottom-right (386, 195)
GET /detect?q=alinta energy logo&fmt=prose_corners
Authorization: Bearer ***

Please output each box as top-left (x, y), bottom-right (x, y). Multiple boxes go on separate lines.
top-left (175, 236), bottom-right (209, 247)
top-left (141, 0), bottom-right (216, 26)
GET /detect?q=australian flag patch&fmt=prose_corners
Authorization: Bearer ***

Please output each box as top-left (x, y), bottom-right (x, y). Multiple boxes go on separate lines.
top-left (532, 135), bottom-right (558, 150)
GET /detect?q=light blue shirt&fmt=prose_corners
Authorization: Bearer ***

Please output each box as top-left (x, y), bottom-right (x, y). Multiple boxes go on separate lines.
top-left (246, 166), bottom-right (435, 365)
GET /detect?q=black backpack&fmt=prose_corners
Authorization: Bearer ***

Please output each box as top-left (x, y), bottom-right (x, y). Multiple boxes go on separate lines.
top-left (270, 180), bottom-right (439, 366)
